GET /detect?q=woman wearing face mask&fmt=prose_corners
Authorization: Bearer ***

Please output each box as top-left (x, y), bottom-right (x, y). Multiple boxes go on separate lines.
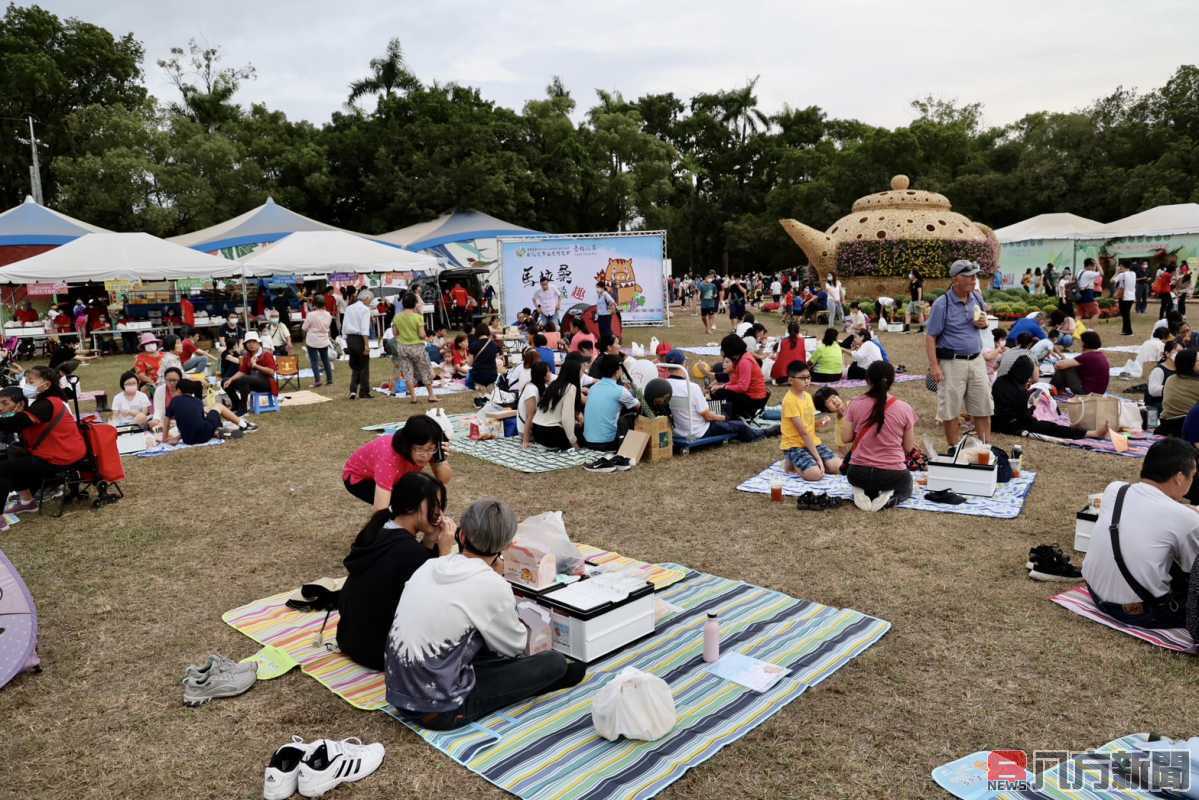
top-left (132, 333), bottom-right (165, 390)
top-left (262, 310), bottom-right (292, 355)
top-left (112, 370), bottom-right (151, 429)
top-left (222, 331), bottom-right (277, 415)
top-left (0, 368), bottom-right (88, 531)
top-left (337, 472), bottom-right (456, 671)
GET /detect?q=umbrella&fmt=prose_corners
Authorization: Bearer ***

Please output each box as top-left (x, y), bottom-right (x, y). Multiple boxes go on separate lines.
top-left (0, 548), bottom-right (39, 689)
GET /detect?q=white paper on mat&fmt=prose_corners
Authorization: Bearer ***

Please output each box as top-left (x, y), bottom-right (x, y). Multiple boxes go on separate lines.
top-left (706, 652), bottom-right (790, 693)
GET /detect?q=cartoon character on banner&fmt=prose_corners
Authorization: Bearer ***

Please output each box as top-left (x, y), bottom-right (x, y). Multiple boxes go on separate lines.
top-left (596, 259), bottom-right (645, 311)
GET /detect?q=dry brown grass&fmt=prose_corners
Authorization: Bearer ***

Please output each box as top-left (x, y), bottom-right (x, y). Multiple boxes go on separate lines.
top-left (2, 307), bottom-right (1196, 800)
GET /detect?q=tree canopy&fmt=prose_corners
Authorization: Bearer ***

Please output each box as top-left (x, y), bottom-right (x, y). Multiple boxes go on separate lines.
top-left (2, 4), bottom-right (1198, 273)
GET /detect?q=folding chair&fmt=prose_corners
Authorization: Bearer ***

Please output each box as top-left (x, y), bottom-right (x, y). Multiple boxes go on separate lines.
top-left (275, 355), bottom-right (301, 391)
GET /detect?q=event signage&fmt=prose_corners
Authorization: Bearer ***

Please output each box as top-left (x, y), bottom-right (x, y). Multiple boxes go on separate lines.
top-left (498, 232), bottom-right (667, 325)
top-left (26, 282), bottom-right (68, 296)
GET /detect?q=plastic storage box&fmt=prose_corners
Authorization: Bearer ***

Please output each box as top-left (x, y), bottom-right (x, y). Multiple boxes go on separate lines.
top-left (536, 581), bottom-right (655, 663)
top-left (926, 457), bottom-right (998, 497)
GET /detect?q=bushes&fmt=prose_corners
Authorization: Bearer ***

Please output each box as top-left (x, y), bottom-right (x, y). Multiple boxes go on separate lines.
top-left (835, 239), bottom-right (997, 278)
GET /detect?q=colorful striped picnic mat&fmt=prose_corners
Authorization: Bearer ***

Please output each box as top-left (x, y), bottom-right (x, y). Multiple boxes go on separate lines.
top-left (1026, 419), bottom-right (1160, 458)
top-left (388, 566), bottom-right (891, 800)
top-left (1050, 585), bottom-right (1195, 653)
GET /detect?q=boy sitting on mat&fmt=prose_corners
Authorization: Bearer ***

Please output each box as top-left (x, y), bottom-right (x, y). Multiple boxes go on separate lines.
top-left (780, 360), bottom-right (842, 481)
top-left (1082, 437), bottom-right (1199, 629)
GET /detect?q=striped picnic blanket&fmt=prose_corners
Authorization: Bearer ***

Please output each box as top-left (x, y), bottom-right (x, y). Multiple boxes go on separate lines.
top-left (1027, 418), bottom-right (1159, 458)
top-left (222, 590), bottom-right (388, 710)
top-left (366, 413), bottom-right (603, 473)
top-left (738, 462), bottom-right (1037, 519)
top-left (135, 438), bottom-right (225, 458)
top-left (1050, 585), bottom-right (1195, 653)
top-left (388, 566), bottom-right (890, 800)
top-left (935, 734), bottom-right (1168, 799)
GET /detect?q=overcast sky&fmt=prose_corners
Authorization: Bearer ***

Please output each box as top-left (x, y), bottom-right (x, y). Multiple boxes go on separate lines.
top-left (32, 0), bottom-right (1199, 129)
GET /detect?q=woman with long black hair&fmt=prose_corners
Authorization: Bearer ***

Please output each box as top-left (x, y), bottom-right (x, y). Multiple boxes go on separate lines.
top-left (531, 358), bottom-right (584, 449)
top-left (710, 333), bottom-right (769, 420)
top-left (337, 472), bottom-right (455, 670)
top-left (839, 361), bottom-right (918, 510)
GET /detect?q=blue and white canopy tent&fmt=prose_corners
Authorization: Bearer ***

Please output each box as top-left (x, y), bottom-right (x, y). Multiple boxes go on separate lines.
top-left (0, 195), bottom-right (109, 248)
top-left (167, 197), bottom-right (355, 258)
top-left (375, 210), bottom-right (540, 272)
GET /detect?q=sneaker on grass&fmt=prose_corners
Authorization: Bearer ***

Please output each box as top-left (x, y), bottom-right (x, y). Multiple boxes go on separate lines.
top-left (584, 456), bottom-right (615, 473)
top-left (297, 738), bottom-right (384, 798)
top-left (1027, 544), bottom-right (1082, 582)
top-left (182, 662), bottom-right (256, 706)
top-left (264, 737), bottom-right (322, 800)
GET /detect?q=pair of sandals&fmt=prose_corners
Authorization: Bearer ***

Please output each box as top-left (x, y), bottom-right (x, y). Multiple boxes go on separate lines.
top-left (795, 491), bottom-right (846, 511)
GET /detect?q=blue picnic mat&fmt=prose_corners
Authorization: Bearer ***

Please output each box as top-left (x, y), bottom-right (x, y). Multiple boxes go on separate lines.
top-left (364, 413), bottom-right (602, 473)
top-left (386, 566), bottom-right (890, 800)
top-left (135, 439), bottom-right (225, 458)
top-left (738, 461), bottom-right (1037, 518)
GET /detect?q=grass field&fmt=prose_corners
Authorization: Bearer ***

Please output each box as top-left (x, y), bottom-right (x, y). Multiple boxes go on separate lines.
top-left (3, 305), bottom-right (1195, 800)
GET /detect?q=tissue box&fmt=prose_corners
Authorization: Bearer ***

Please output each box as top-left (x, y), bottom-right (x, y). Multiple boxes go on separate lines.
top-left (926, 456), bottom-right (998, 497)
top-left (503, 538), bottom-right (556, 590)
top-left (517, 601), bottom-right (553, 655)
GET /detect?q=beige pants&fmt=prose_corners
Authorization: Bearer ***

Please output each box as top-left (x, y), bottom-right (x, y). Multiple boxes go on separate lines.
top-left (936, 357), bottom-right (993, 421)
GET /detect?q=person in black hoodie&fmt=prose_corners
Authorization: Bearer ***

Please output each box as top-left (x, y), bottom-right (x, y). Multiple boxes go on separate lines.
top-left (337, 472), bottom-right (455, 670)
top-left (991, 355), bottom-right (1109, 439)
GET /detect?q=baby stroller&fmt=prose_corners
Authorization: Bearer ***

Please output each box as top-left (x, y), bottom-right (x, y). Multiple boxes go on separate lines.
top-left (34, 375), bottom-right (124, 517)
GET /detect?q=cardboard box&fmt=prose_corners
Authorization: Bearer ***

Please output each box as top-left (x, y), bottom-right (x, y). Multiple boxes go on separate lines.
top-left (616, 430), bottom-right (650, 465)
top-left (503, 538), bottom-right (556, 590)
top-left (635, 415), bottom-right (673, 463)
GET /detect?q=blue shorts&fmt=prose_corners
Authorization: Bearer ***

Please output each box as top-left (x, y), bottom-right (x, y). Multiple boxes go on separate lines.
top-left (701, 301), bottom-right (717, 314)
top-left (785, 444), bottom-right (837, 472)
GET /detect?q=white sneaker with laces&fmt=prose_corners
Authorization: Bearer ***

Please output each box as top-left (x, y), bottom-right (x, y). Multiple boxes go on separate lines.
top-left (297, 738), bottom-right (385, 798)
top-left (263, 736), bottom-right (321, 800)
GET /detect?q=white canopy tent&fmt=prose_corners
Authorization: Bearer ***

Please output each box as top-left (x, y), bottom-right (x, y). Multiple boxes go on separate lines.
top-left (1098, 203), bottom-right (1199, 238)
top-left (0, 232), bottom-right (240, 284)
top-left (235, 230), bottom-right (440, 277)
top-left (994, 213), bottom-right (1106, 243)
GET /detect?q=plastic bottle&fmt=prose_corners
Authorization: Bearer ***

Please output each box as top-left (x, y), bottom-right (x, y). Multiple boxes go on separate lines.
top-left (703, 612), bottom-right (720, 663)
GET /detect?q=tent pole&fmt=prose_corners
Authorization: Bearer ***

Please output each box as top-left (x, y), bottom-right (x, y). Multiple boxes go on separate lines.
top-left (241, 276), bottom-right (249, 330)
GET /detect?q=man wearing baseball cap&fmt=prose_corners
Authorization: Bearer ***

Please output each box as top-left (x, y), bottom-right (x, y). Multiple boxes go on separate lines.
top-left (925, 260), bottom-right (993, 445)
top-left (222, 330), bottom-right (278, 415)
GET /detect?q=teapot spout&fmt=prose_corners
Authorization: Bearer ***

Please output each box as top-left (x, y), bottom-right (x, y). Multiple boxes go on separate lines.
top-left (779, 219), bottom-right (834, 273)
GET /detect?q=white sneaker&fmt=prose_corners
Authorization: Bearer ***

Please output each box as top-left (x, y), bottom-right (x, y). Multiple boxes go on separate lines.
top-left (869, 490), bottom-right (894, 512)
top-left (297, 738), bottom-right (384, 798)
top-left (852, 487), bottom-right (872, 511)
top-left (264, 737), bottom-right (320, 800)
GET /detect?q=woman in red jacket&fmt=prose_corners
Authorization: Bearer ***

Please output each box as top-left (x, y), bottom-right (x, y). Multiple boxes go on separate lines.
top-left (711, 333), bottom-right (769, 420)
top-left (0, 366), bottom-right (88, 530)
top-left (770, 321), bottom-right (807, 384)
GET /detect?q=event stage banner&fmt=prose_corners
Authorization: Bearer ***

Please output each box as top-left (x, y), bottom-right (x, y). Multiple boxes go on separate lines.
top-left (499, 232), bottom-right (667, 325)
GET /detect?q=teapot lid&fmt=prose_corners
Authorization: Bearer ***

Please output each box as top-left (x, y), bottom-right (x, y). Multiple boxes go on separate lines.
top-left (852, 175), bottom-right (951, 212)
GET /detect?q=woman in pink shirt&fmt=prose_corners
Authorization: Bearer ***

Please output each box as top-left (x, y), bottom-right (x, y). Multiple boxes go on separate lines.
top-left (839, 361), bottom-right (918, 510)
top-left (711, 333), bottom-right (769, 420)
top-left (343, 416), bottom-right (453, 510)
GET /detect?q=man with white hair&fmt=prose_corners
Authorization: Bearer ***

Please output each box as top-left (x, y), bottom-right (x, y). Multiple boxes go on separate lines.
top-left (343, 288), bottom-right (375, 400)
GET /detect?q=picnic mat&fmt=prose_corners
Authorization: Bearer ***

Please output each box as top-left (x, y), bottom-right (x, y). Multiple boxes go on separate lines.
top-left (1026, 417), bottom-right (1160, 458)
top-left (738, 461), bottom-right (1037, 519)
top-left (222, 546), bottom-right (695, 712)
top-left (1050, 584), bottom-right (1195, 653)
top-left (934, 733), bottom-right (1167, 799)
top-left (372, 378), bottom-right (469, 398)
top-left (135, 439), bottom-right (225, 458)
top-left (223, 589), bottom-right (389, 710)
top-left (279, 390), bottom-right (330, 407)
top-left (387, 566), bottom-right (891, 800)
top-left (365, 413), bottom-right (601, 473)
top-left (1101, 345), bottom-right (1141, 354)
top-left (576, 544), bottom-right (688, 591)
top-left (678, 345), bottom-right (722, 356)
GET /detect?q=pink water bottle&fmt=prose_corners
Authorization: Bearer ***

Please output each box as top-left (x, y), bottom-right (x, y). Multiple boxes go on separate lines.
top-left (703, 612), bottom-right (720, 663)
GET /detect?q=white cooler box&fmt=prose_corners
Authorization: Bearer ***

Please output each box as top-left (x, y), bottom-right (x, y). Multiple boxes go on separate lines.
top-left (1074, 508), bottom-right (1098, 553)
top-left (535, 580), bottom-right (655, 663)
top-left (926, 456), bottom-right (998, 497)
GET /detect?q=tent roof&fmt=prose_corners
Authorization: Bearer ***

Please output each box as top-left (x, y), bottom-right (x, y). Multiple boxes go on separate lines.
top-left (168, 197), bottom-right (349, 252)
top-left (376, 210), bottom-right (540, 250)
top-left (994, 213), bottom-right (1106, 242)
top-left (0, 233), bottom-right (240, 284)
top-left (1099, 203), bottom-right (1199, 238)
top-left (236, 231), bottom-right (440, 277)
top-left (0, 196), bottom-right (109, 246)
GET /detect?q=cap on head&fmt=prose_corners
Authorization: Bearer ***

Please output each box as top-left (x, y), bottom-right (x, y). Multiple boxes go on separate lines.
top-left (949, 260), bottom-right (980, 278)
top-left (243, 331), bottom-right (261, 344)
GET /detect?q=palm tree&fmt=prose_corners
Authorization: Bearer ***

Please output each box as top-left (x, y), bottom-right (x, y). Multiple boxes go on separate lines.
top-left (347, 38), bottom-right (419, 105)
top-left (720, 76), bottom-right (770, 144)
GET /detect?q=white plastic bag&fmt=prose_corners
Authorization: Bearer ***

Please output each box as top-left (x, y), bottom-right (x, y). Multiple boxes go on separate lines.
top-left (426, 407), bottom-right (455, 440)
top-left (514, 511), bottom-right (583, 574)
top-left (1117, 398), bottom-right (1143, 432)
top-left (648, 335), bottom-right (660, 356)
top-left (592, 667), bottom-right (676, 742)
top-left (630, 342), bottom-right (646, 357)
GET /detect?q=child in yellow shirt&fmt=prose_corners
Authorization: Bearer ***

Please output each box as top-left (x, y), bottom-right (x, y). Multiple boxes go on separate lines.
top-left (780, 361), bottom-right (842, 481)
